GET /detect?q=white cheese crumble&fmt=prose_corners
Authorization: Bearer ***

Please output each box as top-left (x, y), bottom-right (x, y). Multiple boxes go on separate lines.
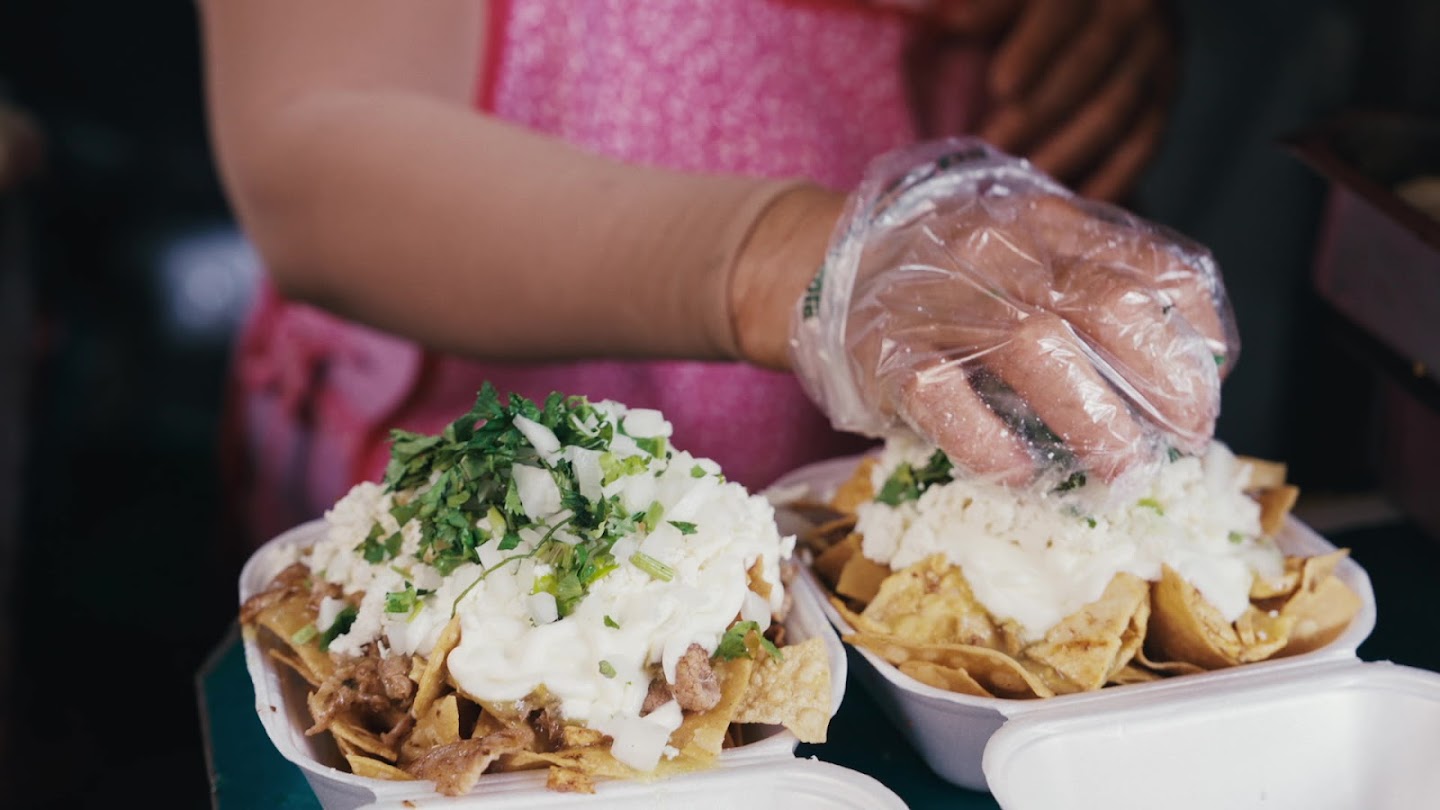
top-left (857, 434), bottom-right (1285, 641)
top-left (298, 399), bottom-right (791, 772)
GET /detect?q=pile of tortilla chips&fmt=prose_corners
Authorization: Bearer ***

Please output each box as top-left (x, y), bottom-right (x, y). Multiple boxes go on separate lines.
top-left (806, 456), bottom-right (1363, 699)
top-left (241, 558), bottom-right (831, 797)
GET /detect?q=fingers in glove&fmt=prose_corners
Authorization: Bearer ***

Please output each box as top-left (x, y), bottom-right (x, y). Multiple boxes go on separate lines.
top-left (984, 0), bottom-right (1149, 156)
top-left (1077, 98), bottom-right (1167, 203)
top-left (1051, 262), bottom-right (1219, 450)
top-left (987, 0), bottom-right (1089, 102)
top-left (1024, 18), bottom-right (1168, 187)
top-left (1019, 195), bottom-right (1232, 370)
top-left (988, 312), bottom-right (1148, 481)
top-left (901, 363), bottom-right (1035, 485)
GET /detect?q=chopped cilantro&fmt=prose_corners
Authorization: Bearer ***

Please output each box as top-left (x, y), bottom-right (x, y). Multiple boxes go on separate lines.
top-left (634, 436), bottom-right (667, 458)
top-left (598, 660), bottom-right (617, 678)
top-left (690, 465), bottom-right (707, 478)
top-left (629, 552), bottom-right (674, 582)
top-left (1228, 531), bottom-right (1245, 544)
top-left (668, 520), bottom-right (698, 535)
top-left (641, 501), bottom-right (665, 531)
top-left (714, 620), bottom-right (782, 662)
top-left (357, 524), bottom-right (403, 564)
top-left (383, 582), bottom-right (434, 616)
top-left (1086, 517), bottom-right (1097, 529)
top-left (604, 615), bottom-right (620, 629)
top-left (599, 452), bottom-right (649, 486)
top-left (875, 450), bottom-right (954, 506)
top-left (1055, 471), bottom-right (1087, 493)
top-left (372, 384), bottom-right (692, 619)
top-left (1167, 446), bottom-right (1183, 463)
top-left (318, 605), bottom-right (359, 652)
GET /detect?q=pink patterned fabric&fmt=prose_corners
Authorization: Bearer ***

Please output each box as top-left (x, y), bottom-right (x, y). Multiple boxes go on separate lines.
top-left (234, 0), bottom-right (985, 546)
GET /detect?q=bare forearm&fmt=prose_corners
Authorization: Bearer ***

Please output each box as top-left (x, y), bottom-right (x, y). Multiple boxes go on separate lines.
top-left (200, 0), bottom-right (836, 364)
top-left (223, 91), bottom-right (802, 361)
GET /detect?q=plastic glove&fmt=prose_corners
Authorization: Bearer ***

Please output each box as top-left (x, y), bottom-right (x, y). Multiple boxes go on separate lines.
top-left (791, 138), bottom-right (1237, 487)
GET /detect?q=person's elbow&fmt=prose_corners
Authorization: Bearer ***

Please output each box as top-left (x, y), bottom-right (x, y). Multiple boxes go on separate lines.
top-left (214, 101), bottom-right (351, 305)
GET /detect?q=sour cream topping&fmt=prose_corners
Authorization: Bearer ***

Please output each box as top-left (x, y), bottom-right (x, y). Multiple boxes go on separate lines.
top-left (856, 434), bottom-right (1285, 641)
top-left (299, 400), bottom-right (792, 771)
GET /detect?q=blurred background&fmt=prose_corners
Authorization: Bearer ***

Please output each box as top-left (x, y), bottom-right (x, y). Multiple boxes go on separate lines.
top-left (1, 1), bottom-right (1438, 807)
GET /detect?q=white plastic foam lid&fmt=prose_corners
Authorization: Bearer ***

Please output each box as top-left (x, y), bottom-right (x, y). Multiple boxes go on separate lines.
top-left (982, 659), bottom-right (1440, 810)
top-left (356, 759), bottom-right (907, 809)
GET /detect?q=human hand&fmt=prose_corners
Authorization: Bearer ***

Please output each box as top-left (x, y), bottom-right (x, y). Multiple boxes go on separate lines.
top-left (931, 0), bottom-right (1179, 202)
top-left (790, 139), bottom-right (1235, 487)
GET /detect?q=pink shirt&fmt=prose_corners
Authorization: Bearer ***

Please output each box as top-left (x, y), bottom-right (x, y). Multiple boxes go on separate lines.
top-left (233, 0), bottom-right (984, 546)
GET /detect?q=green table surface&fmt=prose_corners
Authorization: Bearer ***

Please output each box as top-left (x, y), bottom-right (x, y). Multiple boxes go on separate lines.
top-left (199, 520), bottom-right (1440, 809)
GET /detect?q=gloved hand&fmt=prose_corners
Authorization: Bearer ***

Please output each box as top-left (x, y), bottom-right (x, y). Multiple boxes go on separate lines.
top-left (791, 138), bottom-right (1236, 487)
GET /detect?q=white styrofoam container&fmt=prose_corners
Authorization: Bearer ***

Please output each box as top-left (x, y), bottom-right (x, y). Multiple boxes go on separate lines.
top-left (239, 520), bottom-right (905, 810)
top-left (767, 455), bottom-right (1430, 802)
top-left (983, 659), bottom-right (1440, 810)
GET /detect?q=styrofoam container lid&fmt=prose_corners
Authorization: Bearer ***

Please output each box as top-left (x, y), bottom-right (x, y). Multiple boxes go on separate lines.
top-left (984, 659), bottom-right (1440, 810)
top-left (769, 454), bottom-right (1384, 794)
top-left (355, 759), bottom-right (907, 808)
top-left (240, 521), bottom-right (905, 809)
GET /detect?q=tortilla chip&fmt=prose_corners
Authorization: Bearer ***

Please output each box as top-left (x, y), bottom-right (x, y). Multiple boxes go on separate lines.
top-left (831, 456), bottom-right (877, 513)
top-left (1020, 572), bottom-right (1150, 693)
top-left (414, 615), bottom-right (462, 719)
top-left (732, 637), bottom-right (831, 742)
top-left (327, 718), bottom-right (399, 762)
top-left (1281, 573), bottom-right (1364, 656)
top-left (1107, 664), bottom-right (1163, 685)
top-left (670, 656), bottom-right (754, 761)
top-left (746, 558), bottom-right (774, 603)
top-left (560, 724), bottom-right (607, 748)
top-left (802, 515), bottom-right (860, 555)
top-left (1112, 584), bottom-right (1152, 681)
top-left (547, 766), bottom-right (596, 794)
top-left (1147, 565), bottom-right (1244, 669)
top-left (401, 694), bottom-right (461, 765)
top-left (1256, 485), bottom-right (1300, 537)
top-left (504, 749), bottom-right (637, 780)
top-left (1297, 549), bottom-right (1349, 593)
top-left (471, 708), bottom-right (508, 740)
top-left (1133, 647), bottom-right (1206, 677)
top-left (1147, 565), bottom-right (1292, 669)
top-left (406, 726), bottom-right (536, 797)
top-left (861, 556), bottom-right (999, 648)
top-left (345, 753), bottom-right (414, 781)
top-left (267, 647), bottom-right (322, 688)
top-left (251, 593), bottom-right (335, 682)
top-left (897, 660), bottom-right (994, 697)
top-left (846, 632), bottom-right (1055, 699)
top-left (1238, 456), bottom-right (1288, 490)
top-left (1233, 606), bottom-right (1293, 659)
top-left (1250, 558), bottom-right (1303, 601)
top-left (828, 595), bottom-right (890, 636)
top-left (834, 552), bottom-right (892, 604)
top-left (813, 534), bottom-right (859, 588)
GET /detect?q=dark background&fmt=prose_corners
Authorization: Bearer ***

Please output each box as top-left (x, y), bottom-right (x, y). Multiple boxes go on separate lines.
top-left (2, 1), bottom-right (1438, 807)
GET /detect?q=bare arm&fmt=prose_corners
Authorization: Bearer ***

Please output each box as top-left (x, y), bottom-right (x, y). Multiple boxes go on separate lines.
top-left (199, 0), bottom-right (839, 366)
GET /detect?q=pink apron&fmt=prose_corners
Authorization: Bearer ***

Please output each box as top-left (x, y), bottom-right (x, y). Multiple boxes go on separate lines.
top-left (229, 0), bottom-right (985, 547)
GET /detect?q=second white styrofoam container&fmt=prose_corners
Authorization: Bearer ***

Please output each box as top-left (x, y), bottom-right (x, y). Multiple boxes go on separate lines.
top-left (240, 520), bottom-right (905, 810)
top-left (982, 659), bottom-right (1440, 810)
top-left (769, 454), bottom-right (1384, 794)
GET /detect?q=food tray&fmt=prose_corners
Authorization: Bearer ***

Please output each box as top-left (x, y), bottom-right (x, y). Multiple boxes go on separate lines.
top-left (240, 520), bottom-right (905, 810)
top-left (769, 455), bottom-right (1414, 802)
